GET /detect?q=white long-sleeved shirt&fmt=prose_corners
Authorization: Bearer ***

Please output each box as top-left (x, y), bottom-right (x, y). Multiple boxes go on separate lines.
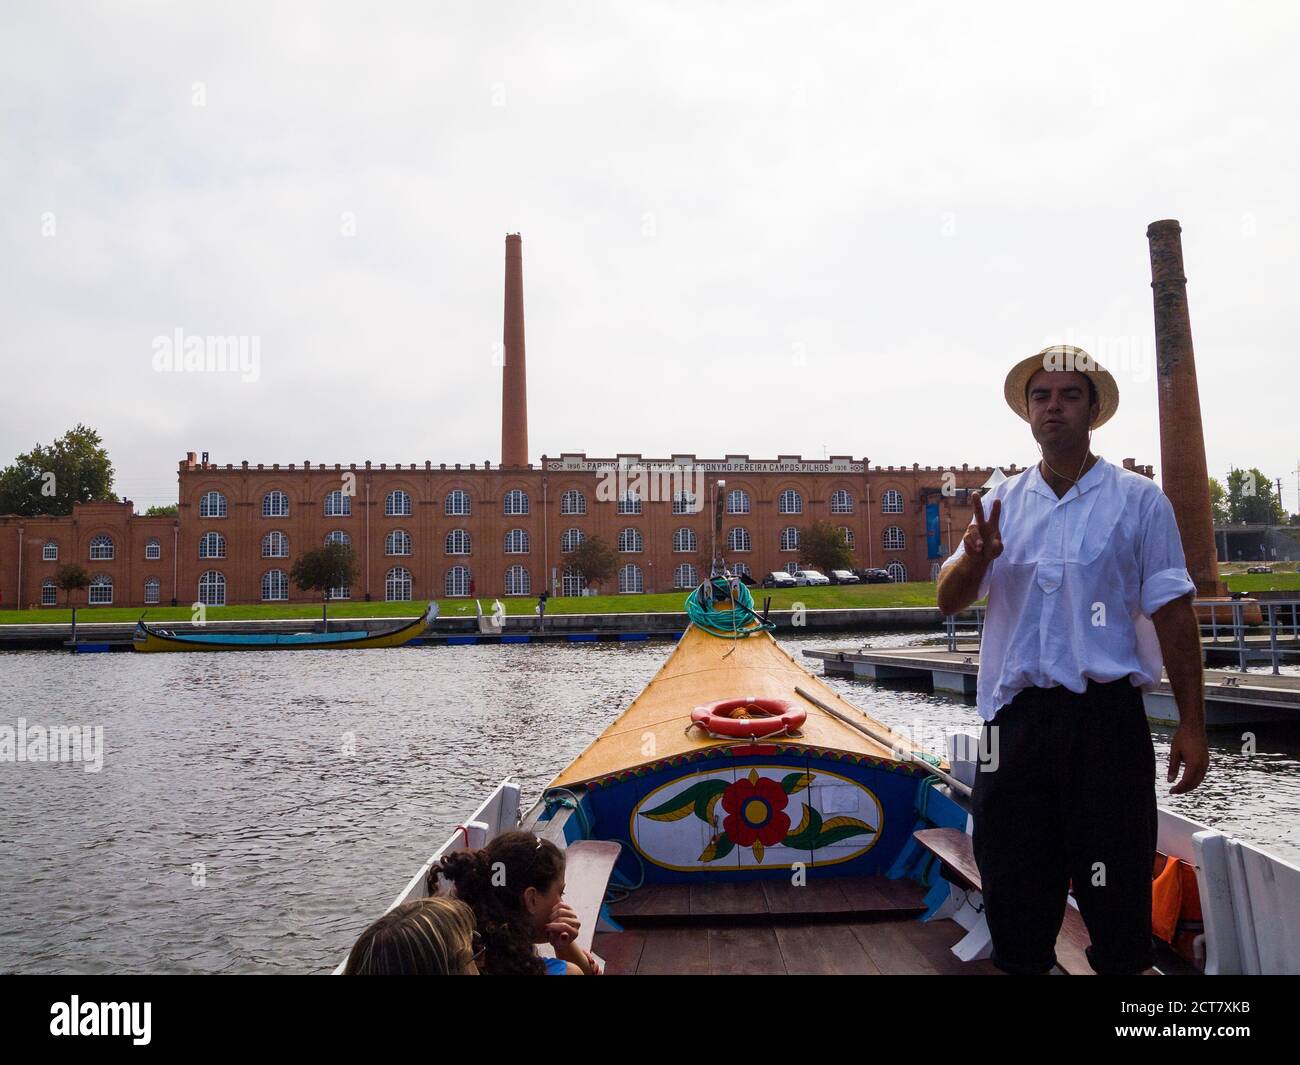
top-left (939, 457), bottom-right (1196, 721)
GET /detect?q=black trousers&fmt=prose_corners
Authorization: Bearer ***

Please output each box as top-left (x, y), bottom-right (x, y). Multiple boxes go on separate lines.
top-left (970, 677), bottom-right (1158, 975)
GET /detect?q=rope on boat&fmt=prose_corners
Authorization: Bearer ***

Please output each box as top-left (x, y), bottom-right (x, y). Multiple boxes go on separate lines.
top-left (685, 576), bottom-right (774, 639)
top-left (542, 788), bottom-right (593, 839)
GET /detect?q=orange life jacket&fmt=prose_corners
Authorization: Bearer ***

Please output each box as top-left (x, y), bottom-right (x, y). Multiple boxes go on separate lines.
top-left (1151, 853), bottom-right (1203, 962)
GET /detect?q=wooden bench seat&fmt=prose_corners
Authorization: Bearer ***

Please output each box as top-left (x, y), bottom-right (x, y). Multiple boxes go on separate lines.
top-left (536, 839), bottom-right (622, 960)
top-left (913, 827), bottom-right (1094, 975)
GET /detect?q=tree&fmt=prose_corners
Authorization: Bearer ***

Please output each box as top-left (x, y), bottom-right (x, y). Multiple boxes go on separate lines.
top-left (56, 563), bottom-right (91, 643)
top-left (1208, 478), bottom-right (1228, 526)
top-left (799, 519), bottom-right (854, 574)
top-left (1226, 467), bottom-right (1285, 525)
top-left (0, 424), bottom-right (117, 517)
top-left (566, 536), bottom-right (618, 594)
top-left (290, 543), bottom-right (359, 627)
top-left (144, 504), bottom-right (179, 516)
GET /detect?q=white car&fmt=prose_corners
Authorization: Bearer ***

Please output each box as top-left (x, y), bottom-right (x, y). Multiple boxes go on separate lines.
top-left (762, 571), bottom-right (797, 588)
top-left (794, 569), bottom-right (830, 586)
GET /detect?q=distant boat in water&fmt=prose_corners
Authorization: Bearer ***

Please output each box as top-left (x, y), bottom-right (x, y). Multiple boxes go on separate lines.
top-left (131, 602), bottom-right (436, 653)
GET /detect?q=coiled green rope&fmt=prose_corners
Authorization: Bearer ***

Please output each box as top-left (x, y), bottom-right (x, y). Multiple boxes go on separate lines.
top-left (685, 576), bottom-right (775, 639)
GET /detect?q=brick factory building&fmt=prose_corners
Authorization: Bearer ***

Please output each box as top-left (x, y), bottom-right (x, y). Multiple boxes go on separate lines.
top-left (1, 234), bottom-right (1156, 610)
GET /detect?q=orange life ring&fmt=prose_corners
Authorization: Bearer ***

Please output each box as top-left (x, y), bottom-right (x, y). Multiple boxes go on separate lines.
top-left (690, 696), bottom-right (806, 739)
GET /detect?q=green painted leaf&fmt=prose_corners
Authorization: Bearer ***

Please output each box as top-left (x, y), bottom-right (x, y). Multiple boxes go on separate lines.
top-left (641, 779), bottom-right (728, 822)
top-left (781, 771), bottom-right (814, 794)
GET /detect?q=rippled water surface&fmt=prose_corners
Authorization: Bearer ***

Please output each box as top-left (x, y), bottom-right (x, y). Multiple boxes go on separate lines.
top-left (3, 631), bottom-right (1298, 973)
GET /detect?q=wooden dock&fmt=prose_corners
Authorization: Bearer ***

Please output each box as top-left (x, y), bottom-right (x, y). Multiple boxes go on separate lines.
top-left (803, 646), bottom-right (1300, 727)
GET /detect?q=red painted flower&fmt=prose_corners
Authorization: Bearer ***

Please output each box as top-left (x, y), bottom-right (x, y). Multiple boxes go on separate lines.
top-left (721, 772), bottom-right (790, 848)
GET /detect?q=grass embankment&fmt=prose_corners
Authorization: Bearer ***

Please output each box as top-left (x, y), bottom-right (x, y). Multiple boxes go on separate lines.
top-left (0, 582), bottom-right (942, 624)
top-left (2, 572), bottom-right (1296, 626)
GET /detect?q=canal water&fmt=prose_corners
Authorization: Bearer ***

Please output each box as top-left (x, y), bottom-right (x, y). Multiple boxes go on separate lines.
top-left (2, 632), bottom-right (1298, 974)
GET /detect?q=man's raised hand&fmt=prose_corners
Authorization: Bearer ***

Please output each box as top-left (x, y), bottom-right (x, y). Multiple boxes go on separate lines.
top-left (964, 491), bottom-right (1003, 563)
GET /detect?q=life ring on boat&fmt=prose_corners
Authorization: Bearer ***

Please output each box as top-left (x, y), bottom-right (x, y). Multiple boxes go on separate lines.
top-left (690, 696), bottom-right (806, 739)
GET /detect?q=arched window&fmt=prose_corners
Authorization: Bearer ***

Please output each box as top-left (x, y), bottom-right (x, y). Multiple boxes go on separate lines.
top-left (561, 569), bottom-right (587, 596)
top-left (780, 527), bottom-right (800, 552)
top-left (145, 538), bottom-right (161, 560)
top-left (778, 489), bottom-right (803, 514)
top-left (785, 561), bottom-right (800, 576)
top-left (198, 570), bottom-right (225, 606)
top-left (41, 579), bottom-right (57, 606)
top-left (324, 489), bottom-right (352, 517)
top-left (726, 489), bottom-right (750, 515)
top-left (503, 488), bottom-right (529, 515)
top-left (385, 490), bottom-right (412, 517)
top-left (560, 490), bottom-right (586, 515)
top-left (672, 528), bottom-right (698, 553)
top-left (88, 573), bottom-right (113, 605)
top-left (560, 528), bottom-right (585, 553)
top-left (262, 569), bottom-right (289, 601)
top-left (325, 530), bottom-right (351, 546)
top-left (671, 492), bottom-right (698, 515)
top-left (444, 489), bottom-right (471, 516)
top-left (618, 528), bottom-right (643, 553)
top-left (144, 577), bottom-right (161, 605)
top-left (881, 489), bottom-right (904, 514)
top-left (504, 529), bottom-right (530, 554)
top-left (386, 566), bottom-right (413, 601)
top-left (883, 526), bottom-right (906, 551)
top-left (89, 534), bottom-right (114, 560)
top-left (329, 581), bottom-right (351, 600)
top-left (199, 532), bottom-right (226, 559)
top-left (840, 527), bottom-right (855, 550)
top-left (617, 492), bottom-right (642, 515)
top-left (262, 531), bottom-right (289, 558)
top-left (731, 562), bottom-right (751, 579)
top-left (618, 564), bottom-right (644, 594)
top-left (674, 563), bottom-right (698, 589)
top-left (445, 529), bottom-right (471, 555)
top-left (262, 490), bottom-right (289, 517)
top-left (385, 529), bottom-right (412, 556)
top-left (443, 566), bottom-right (470, 598)
top-left (727, 527), bottom-right (751, 553)
top-left (886, 561), bottom-right (908, 583)
top-left (831, 489), bottom-right (854, 514)
top-left (42, 540), bottom-right (58, 561)
top-left (199, 491), bottom-right (227, 518)
top-left (504, 565), bottom-right (531, 596)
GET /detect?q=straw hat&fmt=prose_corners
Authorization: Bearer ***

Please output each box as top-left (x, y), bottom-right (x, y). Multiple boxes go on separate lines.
top-left (1003, 345), bottom-right (1119, 428)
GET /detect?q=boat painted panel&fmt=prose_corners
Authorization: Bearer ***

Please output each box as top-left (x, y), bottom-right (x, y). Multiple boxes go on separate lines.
top-left (583, 749), bottom-right (925, 884)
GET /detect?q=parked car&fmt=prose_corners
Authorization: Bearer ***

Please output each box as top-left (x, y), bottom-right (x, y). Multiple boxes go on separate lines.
top-left (1246, 565), bottom-right (1273, 574)
top-left (794, 569), bottom-right (830, 586)
top-left (829, 569), bottom-right (860, 584)
top-left (855, 568), bottom-right (893, 584)
top-left (761, 571), bottom-right (797, 588)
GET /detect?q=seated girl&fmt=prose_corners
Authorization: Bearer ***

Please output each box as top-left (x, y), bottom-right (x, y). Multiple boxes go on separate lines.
top-left (343, 895), bottom-right (481, 975)
top-left (428, 831), bottom-right (600, 975)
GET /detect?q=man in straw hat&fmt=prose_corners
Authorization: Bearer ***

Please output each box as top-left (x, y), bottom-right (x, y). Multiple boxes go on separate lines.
top-left (936, 344), bottom-right (1208, 975)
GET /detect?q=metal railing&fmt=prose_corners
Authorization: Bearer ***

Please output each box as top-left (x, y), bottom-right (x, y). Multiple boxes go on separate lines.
top-left (943, 598), bottom-right (1300, 675)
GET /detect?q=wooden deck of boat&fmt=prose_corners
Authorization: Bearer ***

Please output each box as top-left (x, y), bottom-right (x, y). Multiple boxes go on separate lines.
top-left (594, 875), bottom-right (1005, 975)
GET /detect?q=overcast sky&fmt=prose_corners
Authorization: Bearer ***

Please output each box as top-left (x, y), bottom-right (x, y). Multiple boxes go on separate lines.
top-left (2, 1), bottom-right (1297, 512)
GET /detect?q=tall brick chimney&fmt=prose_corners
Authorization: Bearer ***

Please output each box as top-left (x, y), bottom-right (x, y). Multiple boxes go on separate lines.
top-left (501, 233), bottom-right (529, 468)
top-left (1146, 219), bottom-right (1225, 596)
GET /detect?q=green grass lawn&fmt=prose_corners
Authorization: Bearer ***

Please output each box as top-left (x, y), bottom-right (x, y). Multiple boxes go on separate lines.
top-left (4, 572), bottom-right (1297, 626)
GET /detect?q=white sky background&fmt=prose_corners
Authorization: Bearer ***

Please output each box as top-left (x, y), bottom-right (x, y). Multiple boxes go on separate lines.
top-left (1, 0), bottom-right (1297, 512)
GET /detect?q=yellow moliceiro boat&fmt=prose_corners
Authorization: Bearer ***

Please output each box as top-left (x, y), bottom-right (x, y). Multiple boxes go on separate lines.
top-left (342, 573), bottom-right (1300, 975)
top-left (132, 603), bottom-right (436, 653)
